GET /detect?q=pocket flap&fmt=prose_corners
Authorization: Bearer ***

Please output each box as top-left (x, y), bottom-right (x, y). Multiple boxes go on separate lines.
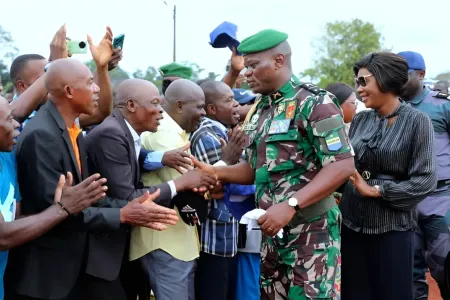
top-left (265, 129), bottom-right (298, 142)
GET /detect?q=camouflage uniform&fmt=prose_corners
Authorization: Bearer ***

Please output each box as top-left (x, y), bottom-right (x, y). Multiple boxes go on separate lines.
top-left (244, 76), bottom-right (354, 299)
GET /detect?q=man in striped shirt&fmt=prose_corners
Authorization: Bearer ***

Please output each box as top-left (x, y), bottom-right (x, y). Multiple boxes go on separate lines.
top-left (191, 81), bottom-right (247, 300)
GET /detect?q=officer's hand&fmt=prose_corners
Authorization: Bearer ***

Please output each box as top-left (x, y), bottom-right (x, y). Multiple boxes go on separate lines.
top-left (258, 202), bottom-right (296, 237)
top-left (349, 170), bottom-right (380, 198)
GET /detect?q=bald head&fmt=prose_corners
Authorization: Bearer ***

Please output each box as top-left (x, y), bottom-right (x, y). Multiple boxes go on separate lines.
top-left (45, 59), bottom-right (91, 95)
top-left (200, 81), bottom-right (231, 106)
top-left (45, 58), bottom-right (99, 116)
top-left (115, 79), bottom-right (160, 108)
top-left (165, 79), bottom-right (205, 107)
top-left (164, 79), bottom-right (206, 133)
top-left (114, 79), bottom-right (163, 134)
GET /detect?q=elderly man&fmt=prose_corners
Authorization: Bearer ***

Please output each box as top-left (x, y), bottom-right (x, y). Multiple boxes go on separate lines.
top-left (85, 78), bottom-right (217, 300)
top-left (6, 59), bottom-right (180, 300)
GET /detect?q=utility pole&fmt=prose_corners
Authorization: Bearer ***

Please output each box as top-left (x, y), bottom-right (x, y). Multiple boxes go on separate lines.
top-left (162, 1), bottom-right (177, 62)
top-left (173, 5), bottom-right (176, 62)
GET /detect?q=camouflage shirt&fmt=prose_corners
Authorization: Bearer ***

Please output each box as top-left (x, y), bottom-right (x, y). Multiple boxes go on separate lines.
top-left (244, 76), bottom-right (354, 210)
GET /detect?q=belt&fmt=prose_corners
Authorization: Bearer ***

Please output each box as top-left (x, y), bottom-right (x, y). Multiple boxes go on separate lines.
top-left (288, 194), bottom-right (337, 230)
top-left (358, 170), bottom-right (405, 181)
top-left (437, 179), bottom-right (450, 189)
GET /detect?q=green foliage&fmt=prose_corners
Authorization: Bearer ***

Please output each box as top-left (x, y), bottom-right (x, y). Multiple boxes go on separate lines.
top-left (132, 66), bottom-right (162, 90)
top-left (0, 26), bottom-right (19, 94)
top-left (301, 19), bottom-right (386, 88)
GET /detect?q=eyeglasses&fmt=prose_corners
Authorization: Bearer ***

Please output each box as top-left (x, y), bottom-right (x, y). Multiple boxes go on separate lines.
top-left (354, 74), bottom-right (373, 87)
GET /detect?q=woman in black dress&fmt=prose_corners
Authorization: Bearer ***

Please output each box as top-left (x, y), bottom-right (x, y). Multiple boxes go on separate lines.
top-left (340, 52), bottom-right (437, 300)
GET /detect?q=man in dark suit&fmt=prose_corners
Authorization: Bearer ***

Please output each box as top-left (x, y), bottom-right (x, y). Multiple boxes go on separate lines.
top-left (6, 58), bottom-right (186, 300)
top-left (85, 78), bottom-right (217, 299)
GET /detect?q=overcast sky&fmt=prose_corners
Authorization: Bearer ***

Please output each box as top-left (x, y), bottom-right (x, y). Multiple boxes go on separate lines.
top-left (2, 0), bottom-right (450, 79)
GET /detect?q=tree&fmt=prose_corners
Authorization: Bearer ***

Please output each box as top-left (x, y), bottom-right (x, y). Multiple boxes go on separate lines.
top-left (301, 19), bottom-right (386, 88)
top-left (206, 72), bottom-right (220, 81)
top-left (0, 26), bottom-right (19, 91)
top-left (85, 59), bottom-right (130, 87)
top-left (435, 72), bottom-right (450, 82)
top-left (181, 62), bottom-right (204, 82)
top-left (132, 66), bottom-right (162, 89)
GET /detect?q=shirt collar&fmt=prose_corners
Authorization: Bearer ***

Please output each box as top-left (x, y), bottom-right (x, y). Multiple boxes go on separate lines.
top-left (410, 86), bottom-right (430, 105)
top-left (264, 75), bottom-right (300, 105)
top-left (206, 117), bottom-right (228, 134)
top-left (163, 111), bottom-right (186, 137)
top-left (124, 120), bottom-right (140, 143)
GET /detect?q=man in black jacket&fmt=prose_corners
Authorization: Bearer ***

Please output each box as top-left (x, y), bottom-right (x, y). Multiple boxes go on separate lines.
top-left (6, 59), bottom-right (197, 300)
top-left (85, 79), bottom-right (217, 299)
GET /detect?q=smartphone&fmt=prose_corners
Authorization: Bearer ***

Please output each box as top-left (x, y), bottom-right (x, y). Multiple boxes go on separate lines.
top-left (66, 40), bottom-right (88, 54)
top-left (113, 34), bottom-right (125, 49)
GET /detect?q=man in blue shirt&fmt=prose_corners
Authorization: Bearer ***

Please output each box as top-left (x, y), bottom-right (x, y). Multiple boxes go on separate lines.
top-left (399, 51), bottom-right (450, 300)
top-left (0, 95), bottom-right (111, 300)
top-left (191, 81), bottom-right (251, 300)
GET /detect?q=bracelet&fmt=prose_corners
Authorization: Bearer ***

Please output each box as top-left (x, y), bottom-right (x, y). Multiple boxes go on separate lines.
top-left (56, 202), bottom-right (71, 216)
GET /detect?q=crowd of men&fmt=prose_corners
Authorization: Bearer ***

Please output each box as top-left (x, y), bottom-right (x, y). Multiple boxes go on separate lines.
top-left (0, 23), bottom-right (448, 300)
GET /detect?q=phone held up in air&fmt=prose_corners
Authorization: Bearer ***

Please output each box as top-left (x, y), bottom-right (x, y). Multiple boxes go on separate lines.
top-left (113, 34), bottom-right (125, 49)
top-left (66, 40), bottom-right (88, 54)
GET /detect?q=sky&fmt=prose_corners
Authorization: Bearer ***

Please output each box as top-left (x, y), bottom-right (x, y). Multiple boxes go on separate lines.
top-left (2, 0), bottom-right (450, 80)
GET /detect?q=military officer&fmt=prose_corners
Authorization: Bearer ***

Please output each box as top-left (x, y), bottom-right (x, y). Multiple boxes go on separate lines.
top-left (191, 29), bottom-right (355, 300)
top-left (159, 62), bottom-right (193, 95)
top-left (399, 51), bottom-right (450, 300)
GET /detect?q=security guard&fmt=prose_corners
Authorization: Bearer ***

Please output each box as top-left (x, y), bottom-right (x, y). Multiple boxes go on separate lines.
top-left (399, 51), bottom-right (450, 300)
top-left (193, 29), bottom-right (355, 300)
top-left (159, 62), bottom-right (192, 95)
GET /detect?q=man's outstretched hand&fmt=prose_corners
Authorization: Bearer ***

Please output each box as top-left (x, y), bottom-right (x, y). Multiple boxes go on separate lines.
top-left (120, 189), bottom-right (179, 231)
top-left (162, 142), bottom-right (193, 174)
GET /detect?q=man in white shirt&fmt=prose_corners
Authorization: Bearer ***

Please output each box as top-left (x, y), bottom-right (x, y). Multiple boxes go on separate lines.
top-left (85, 78), bottom-right (217, 300)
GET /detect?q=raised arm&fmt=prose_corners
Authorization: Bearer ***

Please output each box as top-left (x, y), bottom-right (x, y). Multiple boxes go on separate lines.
top-left (79, 27), bottom-right (115, 128)
top-left (11, 25), bottom-right (68, 122)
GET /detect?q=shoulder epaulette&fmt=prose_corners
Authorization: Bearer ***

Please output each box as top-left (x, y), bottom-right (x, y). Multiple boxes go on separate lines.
top-left (298, 83), bottom-right (324, 96)
top-left (434, 92), bottom-right (450, 100)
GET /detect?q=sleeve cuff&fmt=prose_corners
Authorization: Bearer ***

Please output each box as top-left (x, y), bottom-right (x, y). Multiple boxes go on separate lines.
top-left (143, 151), bottom-right (164, 171)
top-left (168, 180), bottom-right (177, 198)
top-left (213, 160), bottom-right (227, 167)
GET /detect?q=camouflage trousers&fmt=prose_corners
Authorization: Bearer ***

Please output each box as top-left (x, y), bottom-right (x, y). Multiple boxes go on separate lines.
top-left (414, 188), bottom-right (450, 300)
top-left (260, 206), bottom-right (341, 300)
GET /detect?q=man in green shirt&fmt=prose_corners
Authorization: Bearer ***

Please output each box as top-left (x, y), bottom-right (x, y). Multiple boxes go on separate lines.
top-left (193, 29), bottom-right (354, 300)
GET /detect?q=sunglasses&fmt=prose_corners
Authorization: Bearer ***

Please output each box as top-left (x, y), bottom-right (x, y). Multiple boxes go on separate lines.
top-left (354, 74), bottom-right (373, 87)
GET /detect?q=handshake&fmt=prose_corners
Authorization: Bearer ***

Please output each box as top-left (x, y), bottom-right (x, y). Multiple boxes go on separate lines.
top-left (52, 155), bottom-right (221, 232)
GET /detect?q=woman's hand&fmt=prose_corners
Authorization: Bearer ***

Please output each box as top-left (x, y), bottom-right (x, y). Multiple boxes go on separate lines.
top-left (349, 170), bottom-right (381, 198)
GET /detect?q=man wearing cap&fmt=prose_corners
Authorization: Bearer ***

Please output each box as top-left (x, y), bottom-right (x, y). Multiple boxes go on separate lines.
top-left (233, 88), bottom-right (258, 122)
top-left (159, 62), bottom-right (193, 95)
top-left (192, 29), bottom-right (355, 299)
top-left (399, 51), bottom-right (450, 300)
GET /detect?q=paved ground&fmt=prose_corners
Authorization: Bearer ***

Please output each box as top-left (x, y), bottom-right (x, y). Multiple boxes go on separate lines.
top-left (147, 273), bottom-right (443, 299)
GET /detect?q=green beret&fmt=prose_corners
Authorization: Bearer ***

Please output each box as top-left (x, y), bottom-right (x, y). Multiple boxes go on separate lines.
top-left (237, 29), bottom-right (288, 55)
top-left (159, 62), bottom-right (192, 80)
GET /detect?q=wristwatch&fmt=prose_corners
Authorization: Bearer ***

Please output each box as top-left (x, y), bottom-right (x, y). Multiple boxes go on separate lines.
top-left (288, 197), bottom-right (300, 212)
top-left (373, 185), bottom-right (381, 197)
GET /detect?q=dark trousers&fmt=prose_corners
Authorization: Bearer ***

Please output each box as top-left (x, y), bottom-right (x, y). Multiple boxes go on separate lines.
top-left (194, 251), bottom-right (238, 300)
top-left (7, 273), bottom-right (127, 300)
top-left (341, 225), bottom-right (414, 300)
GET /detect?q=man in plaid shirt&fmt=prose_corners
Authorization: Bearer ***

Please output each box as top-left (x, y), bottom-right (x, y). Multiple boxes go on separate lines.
top-left (191, 81), bottom-right (248, 300)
